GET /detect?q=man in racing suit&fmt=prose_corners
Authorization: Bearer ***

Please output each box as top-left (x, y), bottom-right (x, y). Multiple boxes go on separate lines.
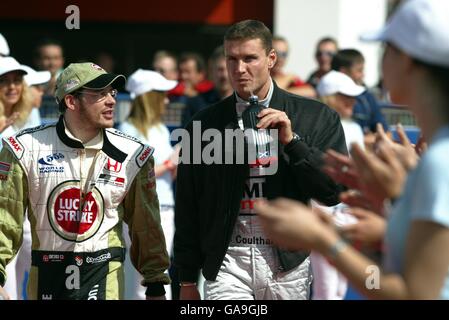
top-left (0, 62), bottom-right (170, 300)
top-left (175, 20), bottom-right (347, 300)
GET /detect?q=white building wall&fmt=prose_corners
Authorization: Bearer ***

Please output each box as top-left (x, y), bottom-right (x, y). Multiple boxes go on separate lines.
top-left (274, 0), bottom-right (387, 87)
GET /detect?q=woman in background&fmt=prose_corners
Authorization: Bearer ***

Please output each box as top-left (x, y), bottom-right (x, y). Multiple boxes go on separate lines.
top-left (119, 69), bottom-right (178, 299)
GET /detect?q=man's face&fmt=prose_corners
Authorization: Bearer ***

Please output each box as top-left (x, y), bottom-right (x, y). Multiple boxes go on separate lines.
top-left (75, 86), bottom-right (116, 129)
top-left (154, 56), bottom-right (178, 81)
top-left (179, 59), bottom-right (204, 87)
top-left (225, 38), bottom-right (275, 100)
top-left (211, 57), bottom-right (231, 94)
top-left (346, 62), bottom-right (365, 85)
top-left (334, 93), bottom-right (356, 119)
top-left (36, 45), bottom-right (64, 75)
top-left (316, 41), bottom-right (337, 72)
top-left (272, 39), bottom-right (288, 72)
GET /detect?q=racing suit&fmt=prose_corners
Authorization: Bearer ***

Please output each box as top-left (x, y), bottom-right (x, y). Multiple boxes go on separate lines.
top-left (0, 116), bottom-right (170, 300)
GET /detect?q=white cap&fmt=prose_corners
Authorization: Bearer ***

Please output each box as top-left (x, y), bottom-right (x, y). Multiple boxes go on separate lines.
top-left (126, 69), bottom-right (178, 99)
top-left (0, 33), bottom-right (9, 56)
top-left (317, 71), bottom-right (365, 97)
top-left (22, 65), bottom-right (51, 86)
top-left (0, 57), bottom-right (28, 77)
top-left (361, 0), bottom-right (449, 68)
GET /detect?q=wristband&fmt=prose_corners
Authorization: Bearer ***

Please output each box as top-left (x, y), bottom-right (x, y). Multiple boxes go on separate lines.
top-left (179, 282), bottom-right (197, 287)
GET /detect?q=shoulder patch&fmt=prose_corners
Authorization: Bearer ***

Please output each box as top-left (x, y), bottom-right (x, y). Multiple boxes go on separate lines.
top-left (135, 144), bottom-right (154, 168)
top-left (16, 123), bottom-right (55, 137)
top-left (107, 128), bottom-right (143, 144)
top-left (3, 135), bottom-right (25, 160)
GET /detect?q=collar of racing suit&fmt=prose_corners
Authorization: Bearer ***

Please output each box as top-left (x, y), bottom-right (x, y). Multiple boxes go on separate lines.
top-left (56, 115), bottom-right (127, 163)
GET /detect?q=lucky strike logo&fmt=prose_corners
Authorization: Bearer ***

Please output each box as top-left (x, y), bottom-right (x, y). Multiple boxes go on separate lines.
top-left (54, 188), bottom-right (98, 235)
top-left (48, 182), bottom-right (104, 242)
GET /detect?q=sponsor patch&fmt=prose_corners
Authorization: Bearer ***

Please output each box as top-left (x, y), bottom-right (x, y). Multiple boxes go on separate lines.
top-left (91, 63), bottom-right (104, 71)
top-left (85, 252), bottom-right (111, 264)
top-left (4, 136), bottom-right (24, 159)
top-left (109, 129), bottom-right (141, 143)
top-left (104, 158), bottom-right (122, 173)
top-left (0, 174), bottom-right (8, 181)
top-left (136, 145), bottom-right (154, 168)
top-left (146, 167), bottom-right (156, 190)
top-left (47, 181), bottom-right (104, 242)
top-left (38, 153), bottom-right (65, 174)
top-left (74, 256), bottom-right (83, 266)
top-left (64, 79), bottom-right (80, 92)
top-left (98, 174), bottom-right (125, 187)
top-left (42, 254), bottom-right (65, 263)
top-left (0, 161), bottom-right (11, 173)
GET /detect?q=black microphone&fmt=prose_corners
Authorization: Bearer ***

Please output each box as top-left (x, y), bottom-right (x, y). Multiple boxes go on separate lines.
top-left (242, 95), bottom-right (265, 130)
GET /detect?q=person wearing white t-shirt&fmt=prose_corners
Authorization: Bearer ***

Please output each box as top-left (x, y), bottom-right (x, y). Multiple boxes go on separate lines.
top-left (310, 70), bottom-right (365, 300)
top-left (118, 69), bottom-right (179, 300)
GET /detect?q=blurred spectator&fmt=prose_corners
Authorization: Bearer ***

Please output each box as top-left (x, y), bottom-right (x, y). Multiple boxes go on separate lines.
top-left (2, 64), bottom-right (48, 300)
top-left (33, 38), bottom-right (65, 95)
top-left (119, 69), bottom-right (179, 300)
top-left (0, 57), bottom-right (35, 140)
top-left (208, 45), bottom-right (233, 100)
top-left (153, 50), bottom-right (179, 81)
top-left (94, 52), bottom-right (116, 73)
top-left (271, 36), bottom-right (316, 98)
top-left (307, 37), bottom-right (338, 88)
top-left (177, 52), bottom-right (214, 127)
top-left (331, 49), bottom-right (389, 134)
top-left (177, 52), bottom-right (214, 98)
top-left (317, 70), bottom-right (365, 151)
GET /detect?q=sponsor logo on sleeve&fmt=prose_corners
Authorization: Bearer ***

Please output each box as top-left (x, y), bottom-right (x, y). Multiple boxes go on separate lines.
top-left (0, 161), bottom-right (11, 173)
top-left (0, 161), bottom-right (11, 180)
top-left (136, 145), bottom-right (154, 167)
top-left (5, 136), bottom-right (25, 159)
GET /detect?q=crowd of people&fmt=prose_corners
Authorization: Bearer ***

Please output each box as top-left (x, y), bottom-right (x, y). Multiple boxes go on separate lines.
top-left (0, 0), bottom-right (448, 300)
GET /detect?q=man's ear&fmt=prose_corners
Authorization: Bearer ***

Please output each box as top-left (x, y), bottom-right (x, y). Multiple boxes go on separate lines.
top-left (64, 94), bottom-right (77, 111)
top-left (268, 49), bottom-right (277, 69)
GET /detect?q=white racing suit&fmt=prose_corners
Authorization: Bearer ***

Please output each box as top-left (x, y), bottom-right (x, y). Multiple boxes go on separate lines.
top-left (0, 118), bottom-right (169, 299)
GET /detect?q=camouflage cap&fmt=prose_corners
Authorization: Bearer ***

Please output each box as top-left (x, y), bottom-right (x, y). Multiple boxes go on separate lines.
top-left (55, 62), bottom-right (125, 103)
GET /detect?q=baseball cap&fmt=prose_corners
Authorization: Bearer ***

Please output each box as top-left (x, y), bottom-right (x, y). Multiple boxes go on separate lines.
top-left (361, 0), bottom-right (449, 68)
top-left (317, 71), bottom-right (365, 97)
top-left (22, 65), bottom-right (51, 86)
top-left (0, 33), bottom-right (9, 56)
top-left (0, 57), bottom-right (28, 77)
top-left (126, 69), bottom-right (177, 99)
top-left (55, 62), bottom-right (125, 103)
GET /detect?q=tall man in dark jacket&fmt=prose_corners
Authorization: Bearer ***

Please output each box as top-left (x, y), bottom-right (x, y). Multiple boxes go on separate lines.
top-left (174, 19), bottom-right (347, 300)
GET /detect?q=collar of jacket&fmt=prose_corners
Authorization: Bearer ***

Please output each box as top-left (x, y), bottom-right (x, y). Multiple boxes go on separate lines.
top-left (56, 115), bottom-right (127, 163)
